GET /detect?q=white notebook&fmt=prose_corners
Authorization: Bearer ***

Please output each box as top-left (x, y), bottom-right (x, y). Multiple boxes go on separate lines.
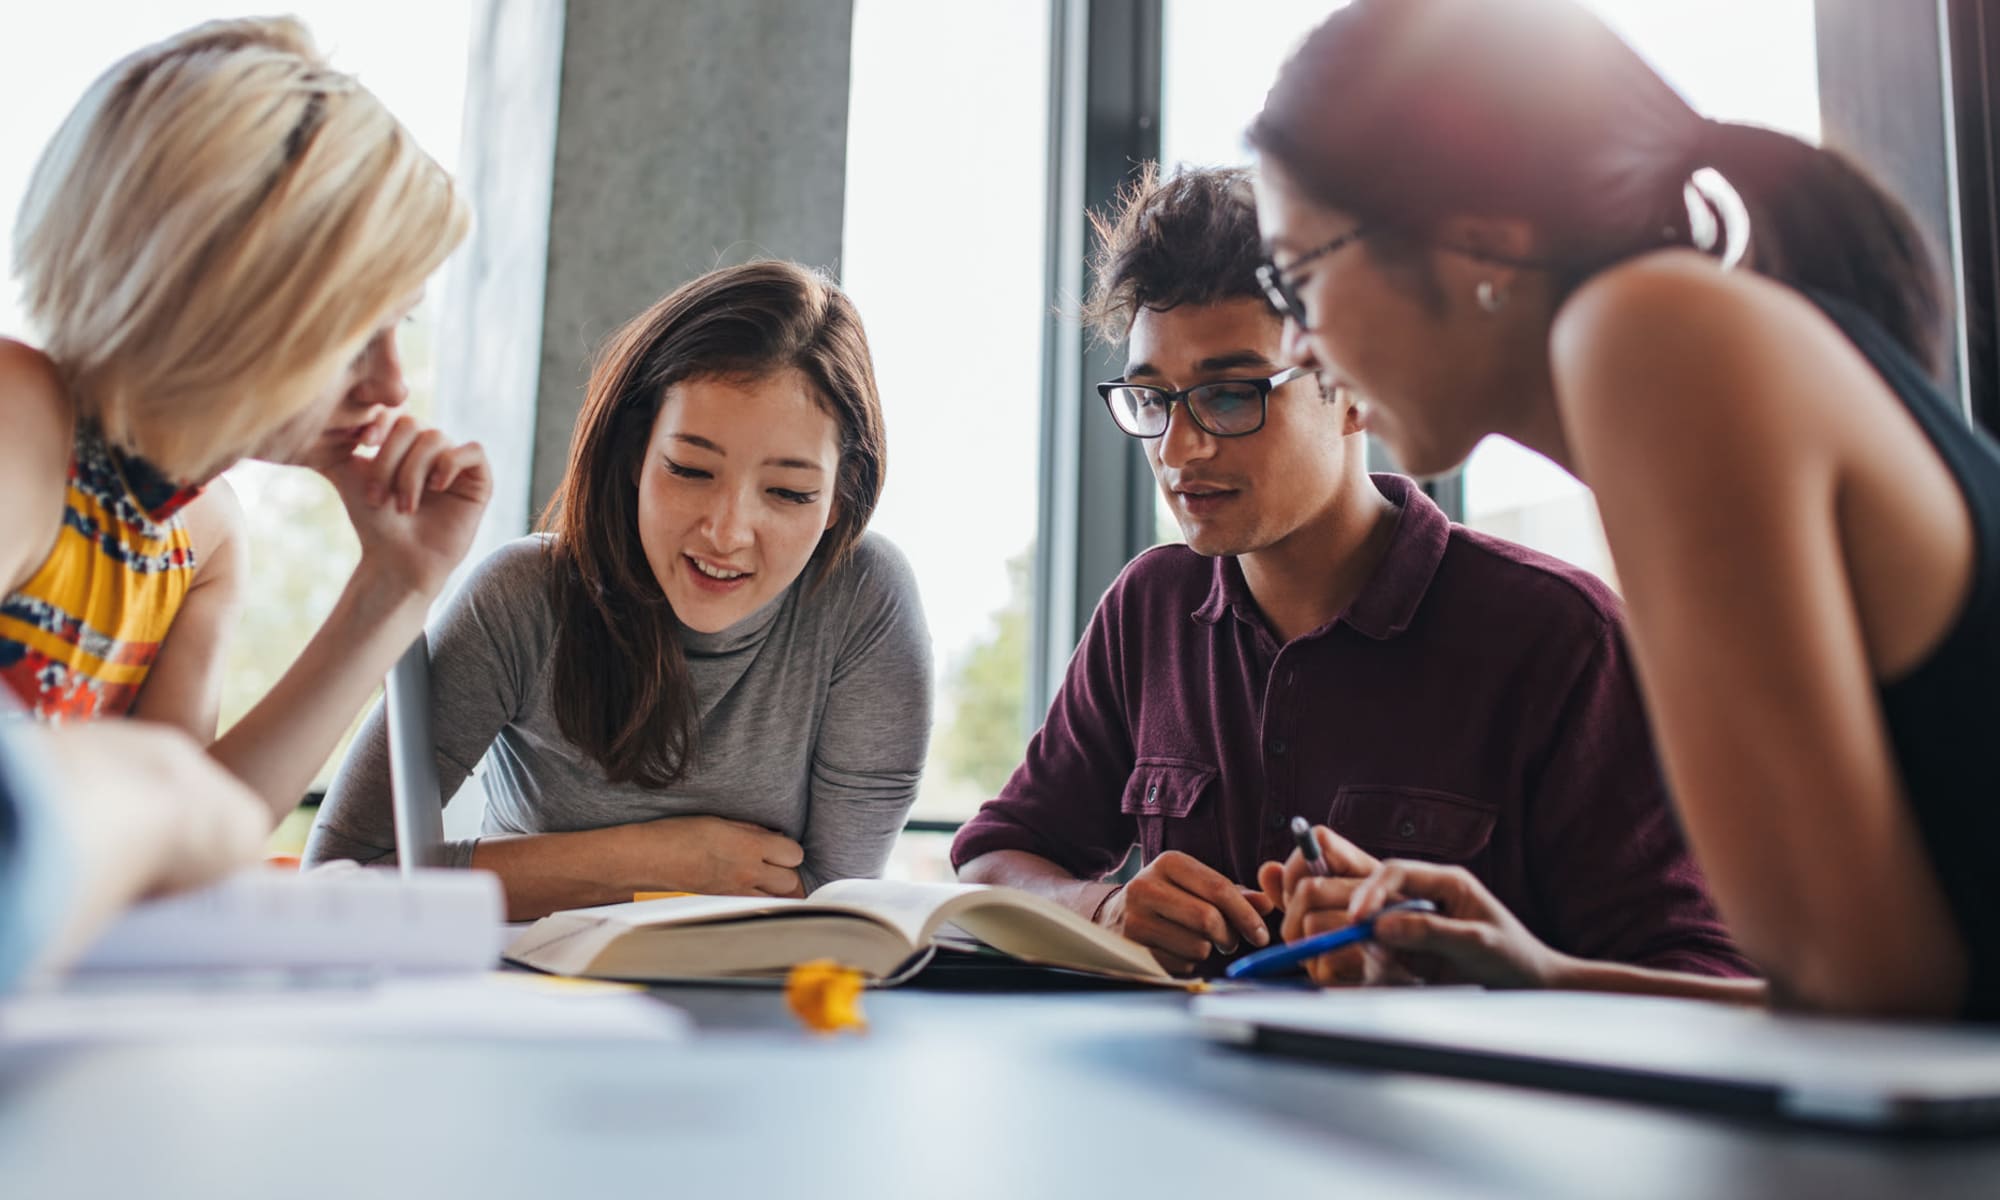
top-left (74, 866), bottom-right (506, 976)
top-left (1195, 989), bottom-right (2000, 1132)
top-left (2, 973), bottom-right (687, 1044)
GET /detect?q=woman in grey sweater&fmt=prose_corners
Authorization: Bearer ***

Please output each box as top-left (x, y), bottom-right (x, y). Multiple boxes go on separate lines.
top-left (306, 262), bottom-right (933, 919)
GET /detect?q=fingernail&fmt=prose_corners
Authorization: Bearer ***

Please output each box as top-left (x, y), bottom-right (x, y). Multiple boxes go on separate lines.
top-left (1253, 927), bottom-right (1270, 946)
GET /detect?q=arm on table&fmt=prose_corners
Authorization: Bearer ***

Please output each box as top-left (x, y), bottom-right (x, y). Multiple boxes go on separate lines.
top-left (1555, 259), bottom-right (1965, 1015)
top-left (165, 420), bottom-right (489, 828)
top-left (0, 722), bottom-right (265, 985)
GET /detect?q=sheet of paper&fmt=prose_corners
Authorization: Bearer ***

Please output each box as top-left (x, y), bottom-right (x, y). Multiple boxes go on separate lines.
top-left (0, 973), bottom-right (689, 1043)
top-left (73, 866), bottom-right (506, 975)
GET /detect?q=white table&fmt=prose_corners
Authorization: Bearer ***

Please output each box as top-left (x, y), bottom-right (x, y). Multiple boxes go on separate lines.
top-left (3, 986), bottom-right (1997, 1198)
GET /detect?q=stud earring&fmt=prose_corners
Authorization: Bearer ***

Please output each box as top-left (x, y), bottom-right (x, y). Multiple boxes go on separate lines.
top-left (1475, 280), bottom-right (1508, 313)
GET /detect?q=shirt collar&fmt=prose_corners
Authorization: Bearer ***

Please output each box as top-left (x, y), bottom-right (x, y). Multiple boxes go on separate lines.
top-left (87, 424), bottom-right (203, 524)
top-left (1191, 473), bottom-right (1452, 642)
top-left (677, 583), bottom-right (792, 658)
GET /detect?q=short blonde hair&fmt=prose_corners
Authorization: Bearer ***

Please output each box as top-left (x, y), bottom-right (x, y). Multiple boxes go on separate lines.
top-left (12, 18), bottom-right (471, 481)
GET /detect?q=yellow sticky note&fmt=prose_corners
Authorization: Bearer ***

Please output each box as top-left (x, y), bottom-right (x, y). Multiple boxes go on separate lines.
top-left (632, 891), bottom-right (697, 902)
top-left (786, 959), bottom-right (868, 1035)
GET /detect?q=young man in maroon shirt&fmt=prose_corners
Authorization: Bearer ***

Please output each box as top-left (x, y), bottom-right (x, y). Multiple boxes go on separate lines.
top-left (952, 165), bottom-right (1750, 988)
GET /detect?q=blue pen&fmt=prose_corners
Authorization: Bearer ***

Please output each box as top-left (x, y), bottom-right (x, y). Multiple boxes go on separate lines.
top-left (1224, 898), bottom-right (1439, 981)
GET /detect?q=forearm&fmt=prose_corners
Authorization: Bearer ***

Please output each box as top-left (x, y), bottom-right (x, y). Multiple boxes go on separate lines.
top-left (1549, 954), bottom-right (1771, 1005)
top-left (957, 849), bottom-right (1121, 922)
top-left (472, 825), bottom-right (720, 921)
top-left (209, 564), bottom-right (431, 827)
top-left (30, 728), bottom-right (266, 975)
top-left (35, 788), bottom-right (171, 973)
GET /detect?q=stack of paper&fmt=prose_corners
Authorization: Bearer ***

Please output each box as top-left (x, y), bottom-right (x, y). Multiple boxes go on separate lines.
top-left (1, 973), bottom-right (689, 1043)
top-left (75, 866), bottom-right (506, 975)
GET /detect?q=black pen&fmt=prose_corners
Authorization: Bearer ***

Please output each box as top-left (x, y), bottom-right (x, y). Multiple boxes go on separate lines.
top-left (1290, 815), bottom-right (1330, 878)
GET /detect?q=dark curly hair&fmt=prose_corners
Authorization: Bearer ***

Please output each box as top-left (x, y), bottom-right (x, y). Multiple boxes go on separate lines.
top-left (1081, 162), bottom-right (1274, 345)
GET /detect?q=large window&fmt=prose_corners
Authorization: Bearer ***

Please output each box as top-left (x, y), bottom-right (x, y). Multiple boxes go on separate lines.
top-left (1460, 0), bottom-right (1821, 586)
top-left (842, 0), bottom-right (1053, 879)
top-left (1159, 0), bottom-right (1822, 585)
top-left (1155, 1), bottom-right (1333, 548)
top-left (0, 3), bottom-right (473, 851)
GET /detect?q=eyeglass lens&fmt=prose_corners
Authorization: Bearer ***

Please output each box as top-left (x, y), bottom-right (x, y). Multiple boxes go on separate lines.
top-left (1256, 263), bottom-right (1304, 326)
top-left (1106, 381), bottom-right (1265, 437)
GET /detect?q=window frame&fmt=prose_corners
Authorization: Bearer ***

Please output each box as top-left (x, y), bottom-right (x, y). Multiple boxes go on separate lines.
top-left (1032, 0), bottom-right (1165, 717)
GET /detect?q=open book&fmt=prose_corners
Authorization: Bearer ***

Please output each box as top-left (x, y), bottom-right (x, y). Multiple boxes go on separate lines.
top-left (504, 879), bottom-right (1177, 986)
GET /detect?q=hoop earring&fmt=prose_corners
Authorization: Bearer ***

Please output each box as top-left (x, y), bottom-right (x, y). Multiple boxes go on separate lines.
top-left (1475, 280), bottom-right (1508, 313)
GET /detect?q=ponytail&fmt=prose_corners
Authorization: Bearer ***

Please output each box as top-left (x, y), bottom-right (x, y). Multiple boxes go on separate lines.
top-left (1252, 0), bottom-right (1948, 379)
top-left (1697, 121), bottom-right (1945, 378)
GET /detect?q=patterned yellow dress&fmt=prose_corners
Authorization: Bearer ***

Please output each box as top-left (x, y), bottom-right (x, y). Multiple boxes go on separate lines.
top-left (0, 423), bottom-right (201, 720)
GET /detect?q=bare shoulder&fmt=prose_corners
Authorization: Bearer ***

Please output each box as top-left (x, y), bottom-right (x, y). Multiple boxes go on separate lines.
top-left (1554, 252), bottom-right (1846, 396)
top-left (0, 339), bottom-right (79, 590)
top-left (180, 476), bottom-right (249, 580)
top-left (1550, 252), bottom-right (1864, 474)
top-left (0, 338), bottom-right (74, 472)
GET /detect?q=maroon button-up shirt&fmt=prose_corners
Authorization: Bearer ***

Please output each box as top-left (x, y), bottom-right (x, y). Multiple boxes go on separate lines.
top-left (953, 474), bottom-right (1749, 977)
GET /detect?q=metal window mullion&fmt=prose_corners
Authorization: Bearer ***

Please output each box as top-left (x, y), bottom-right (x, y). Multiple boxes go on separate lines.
top-left (1816, 0), bottom-right (1968, 416)
top-left (1944, 0), bottom-right (2000, 432)
top-left (1031, 0), bottom-right (1163, 720)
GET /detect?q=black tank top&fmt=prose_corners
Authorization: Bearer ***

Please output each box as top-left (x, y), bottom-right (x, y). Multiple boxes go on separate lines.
top-left (1813, 293), bottom-right (2000, 1021)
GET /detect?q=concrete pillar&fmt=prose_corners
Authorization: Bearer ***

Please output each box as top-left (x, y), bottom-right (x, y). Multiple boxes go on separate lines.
top-left (429, 0), bottom-right (854, 833)
top-left (438, 0), bottom-right (855, 547)
top-left (433, 0), bottom-right (565, 561)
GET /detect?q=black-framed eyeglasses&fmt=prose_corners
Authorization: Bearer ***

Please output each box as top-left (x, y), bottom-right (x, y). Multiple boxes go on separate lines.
top-left (1255, 225), bottom-right (1369, 331)
top-left (1097, 365), bottom-right (1312, 439)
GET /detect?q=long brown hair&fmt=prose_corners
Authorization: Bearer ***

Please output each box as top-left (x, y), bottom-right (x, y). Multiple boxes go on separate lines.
top-left (1248, 0), bottom-right (1945, 377)
top-left (539, 261), bottom-right (886, 787)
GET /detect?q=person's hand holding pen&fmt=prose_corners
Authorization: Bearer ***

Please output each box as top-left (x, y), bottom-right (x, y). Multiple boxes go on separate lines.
top-left (1344, 858), bottom-right (1569, 989)
top-left (1254, 819), bottom-right (1383, 986)
top-left (1097, 851), bottom-right (1275, 976)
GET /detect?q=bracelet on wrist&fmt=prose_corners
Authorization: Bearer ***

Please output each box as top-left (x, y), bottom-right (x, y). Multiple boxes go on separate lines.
top-left (1089, 882), bottom-right (1125, 924)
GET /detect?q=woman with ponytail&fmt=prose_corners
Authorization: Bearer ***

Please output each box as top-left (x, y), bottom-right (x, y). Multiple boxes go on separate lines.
top-left (1254, 0), bottom-right (1998, 1019)
top-left (307, 262), bottom-right (933, 921)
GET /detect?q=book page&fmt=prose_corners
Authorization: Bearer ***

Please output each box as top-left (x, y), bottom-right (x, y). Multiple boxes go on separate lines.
top-left (508, 881), bottom-right (1173, 984)
top-left (807, 879), bottom-right (988, 946)
top-left (940, 889), bottom-right (1172, 981)
top-left (818, 880), bottom-right (1171, 982)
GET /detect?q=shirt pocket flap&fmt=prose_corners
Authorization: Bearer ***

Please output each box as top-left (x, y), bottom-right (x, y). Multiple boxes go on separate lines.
top-left (1328, 785), bottom-right (1497, 861)
top-left (1119, 757), bottom-right (1218, 820)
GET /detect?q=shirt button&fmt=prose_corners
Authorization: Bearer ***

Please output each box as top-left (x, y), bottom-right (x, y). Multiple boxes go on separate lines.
top-left (1398, 819), bottom-right (1418, 838)
top-left (1270, 738), bottom-right (1288, 756)
top-left (1285, 670), bottom-right (1298, 688)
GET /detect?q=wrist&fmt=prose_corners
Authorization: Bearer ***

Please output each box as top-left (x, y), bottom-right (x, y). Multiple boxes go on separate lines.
top-left (1088, 882), bottom-right (1125, 926)
top-left (344, 558), bottom-right (436, 627)
top-left (584, 822), bottom-right (668, 895)
top-left (1537, 949), bottom-right (1591, 990)
top-left (613, 816), bottom-right (701, 894)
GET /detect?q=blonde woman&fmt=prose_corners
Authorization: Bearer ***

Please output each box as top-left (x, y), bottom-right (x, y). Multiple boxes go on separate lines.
top-left (0, 19), bottom-right (489, 830)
